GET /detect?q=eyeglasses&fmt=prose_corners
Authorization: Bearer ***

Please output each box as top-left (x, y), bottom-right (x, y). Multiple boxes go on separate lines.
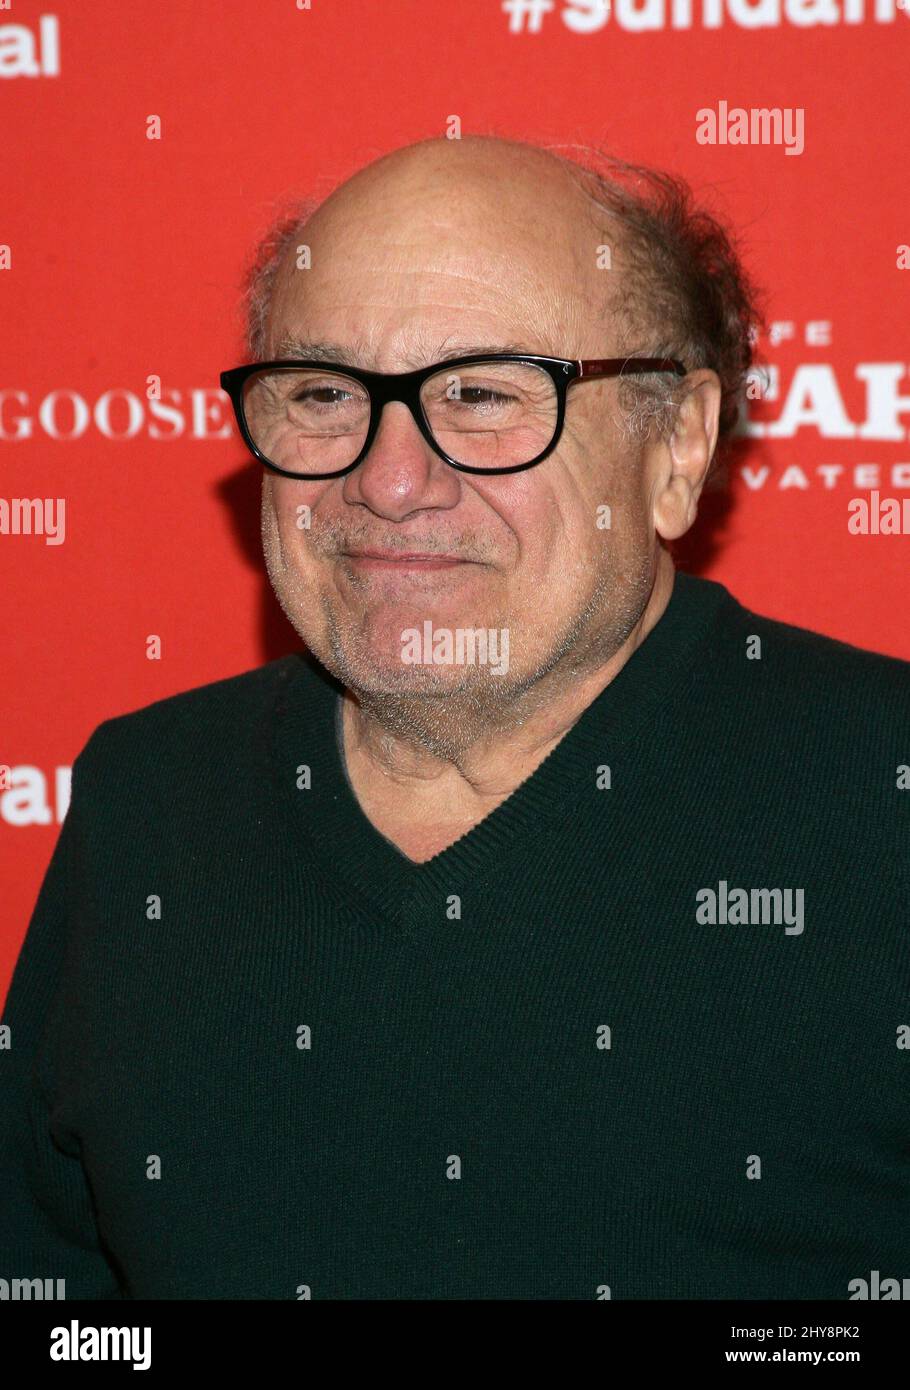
top-left (219, 352), bottom-right (688, 479)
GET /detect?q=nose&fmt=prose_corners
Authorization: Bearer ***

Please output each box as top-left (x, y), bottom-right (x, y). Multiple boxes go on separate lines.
top-left (341, 399), bottom-right (462, 519)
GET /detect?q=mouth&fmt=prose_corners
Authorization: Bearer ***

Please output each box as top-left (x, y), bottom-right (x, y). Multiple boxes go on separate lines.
top-left (341, 550), bottom-right (473, 571)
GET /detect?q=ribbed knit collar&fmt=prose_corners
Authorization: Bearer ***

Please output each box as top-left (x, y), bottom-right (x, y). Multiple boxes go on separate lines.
top-left (271, 570), bottom-right (733, 928)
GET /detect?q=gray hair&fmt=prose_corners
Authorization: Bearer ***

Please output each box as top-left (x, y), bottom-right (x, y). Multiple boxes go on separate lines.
top-left (238, 143), bottom-right (765, 473)
top-left (242, 195), bottom-right (323, 364)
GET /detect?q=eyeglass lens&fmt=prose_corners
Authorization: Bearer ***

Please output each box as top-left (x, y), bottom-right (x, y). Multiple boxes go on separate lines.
top-left (241, 361), bottom-right (559, 474)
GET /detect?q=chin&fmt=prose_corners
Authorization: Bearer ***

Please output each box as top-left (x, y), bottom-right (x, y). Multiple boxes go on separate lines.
top-left (337, 653), bottom-right (510, 700)
top-left (317, 609), bottom-right (515, 693)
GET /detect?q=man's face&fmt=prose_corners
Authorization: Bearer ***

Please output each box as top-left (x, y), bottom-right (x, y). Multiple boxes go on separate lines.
top-left (260, 146), bottom-right (661, 707)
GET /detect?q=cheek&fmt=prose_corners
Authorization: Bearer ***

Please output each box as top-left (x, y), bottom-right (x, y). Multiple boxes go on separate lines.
top-left (559, 429), bottom-right (653, 552)
top-left (266, 479), bottom-right (328, 559)
top-left (503, 463), bottom-right (605, 580)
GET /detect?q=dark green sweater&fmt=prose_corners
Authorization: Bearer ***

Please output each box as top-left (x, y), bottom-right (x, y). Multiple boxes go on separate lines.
top-left (3, 572), bottom-right (909, 1300)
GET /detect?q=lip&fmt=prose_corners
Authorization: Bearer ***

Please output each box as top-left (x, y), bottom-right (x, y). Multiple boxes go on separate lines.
top-left (342, 550), bottom-right (471, 570)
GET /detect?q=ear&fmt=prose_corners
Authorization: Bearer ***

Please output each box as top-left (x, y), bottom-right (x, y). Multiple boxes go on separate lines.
top-left (651, 370), bottom-right (722, 541)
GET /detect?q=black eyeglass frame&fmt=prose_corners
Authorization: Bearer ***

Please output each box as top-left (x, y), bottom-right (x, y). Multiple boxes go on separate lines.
top-left (219, 353), bottom-right (688, 480)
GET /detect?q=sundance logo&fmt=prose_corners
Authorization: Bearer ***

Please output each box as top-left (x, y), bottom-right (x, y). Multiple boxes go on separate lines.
top-left (50, 1321), bottom-right (151, 1371)
top-left (0, 14), bottom-right (59, 79)
top-left (1, 764), bottom-right (71, 825)
top-left (503, 0), bottom-right (908, 34)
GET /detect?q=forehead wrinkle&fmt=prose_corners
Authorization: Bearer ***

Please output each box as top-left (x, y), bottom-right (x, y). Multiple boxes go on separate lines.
top-left (269, 333), bottom-right (550, 370)
top-left (269, 274), bottom-right (600, 368)
top-left (295, 248), bottom-right (572, 305)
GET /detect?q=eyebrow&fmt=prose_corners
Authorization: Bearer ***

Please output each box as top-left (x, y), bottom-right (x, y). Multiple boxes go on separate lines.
top-left (270, 337), bottom-right (538, 367)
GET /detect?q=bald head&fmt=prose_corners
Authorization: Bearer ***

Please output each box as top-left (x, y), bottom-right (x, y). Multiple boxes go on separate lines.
top-left (262, 134), bottom-right (622, 372)
top-left (304, 132), bottom-right (589, 223)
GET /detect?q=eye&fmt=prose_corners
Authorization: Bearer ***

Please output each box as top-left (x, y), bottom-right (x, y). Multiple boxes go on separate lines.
top-left (292, 386), bottom-right (355, 406)
top-left (456, 387), bottom-right (517, 406)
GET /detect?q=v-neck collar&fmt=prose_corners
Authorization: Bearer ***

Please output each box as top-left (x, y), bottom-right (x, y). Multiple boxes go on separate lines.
top-left (270, 571), bottom-right (732, 930)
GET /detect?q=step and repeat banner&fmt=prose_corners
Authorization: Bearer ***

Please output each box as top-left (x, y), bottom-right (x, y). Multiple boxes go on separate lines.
top-left (2, 0), bottom-right (908, 998)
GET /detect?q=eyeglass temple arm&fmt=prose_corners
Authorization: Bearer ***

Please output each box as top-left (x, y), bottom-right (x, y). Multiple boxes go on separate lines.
top-left (578, 358), bottom-right (687, 379)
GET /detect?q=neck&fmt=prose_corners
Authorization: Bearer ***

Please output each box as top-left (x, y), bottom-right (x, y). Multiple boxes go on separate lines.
top-left (340, 549), bottom-right (676, 818)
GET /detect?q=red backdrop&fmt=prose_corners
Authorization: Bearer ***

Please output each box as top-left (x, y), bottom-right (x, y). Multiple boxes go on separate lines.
top-left (3, 0), bottom-right (909, 1001)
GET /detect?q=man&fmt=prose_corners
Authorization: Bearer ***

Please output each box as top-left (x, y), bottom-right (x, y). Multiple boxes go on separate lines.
top-left (2, 135), bottom-right (908, 1300)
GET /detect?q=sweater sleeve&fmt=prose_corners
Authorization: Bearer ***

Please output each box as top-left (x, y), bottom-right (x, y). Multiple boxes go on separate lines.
top-left (0, 736), bottom-right (124, 1298)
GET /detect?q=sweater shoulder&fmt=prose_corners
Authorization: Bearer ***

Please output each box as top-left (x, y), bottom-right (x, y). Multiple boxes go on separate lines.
top-left (684, 577), bottom-right (909, 890)
top-left (706, 579), bottom-right (910, 721)
top-left (72, 654), bottom-right (311, 783)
